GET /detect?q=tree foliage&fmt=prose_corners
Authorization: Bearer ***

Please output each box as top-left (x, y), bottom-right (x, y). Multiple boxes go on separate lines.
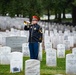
top-left (23, 0), bottom-right (42, 21)
top-left (41, 0), bottom-right (54, 21)
top-left (0, 0), bottom-right (75, 23)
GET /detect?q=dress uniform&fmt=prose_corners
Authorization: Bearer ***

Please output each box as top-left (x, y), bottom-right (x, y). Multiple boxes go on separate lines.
top-left (24, 16), bottom-right (42, 59)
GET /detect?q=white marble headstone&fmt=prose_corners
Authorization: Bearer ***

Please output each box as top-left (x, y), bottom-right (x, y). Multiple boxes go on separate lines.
top-left (10, 52), bottom-right (23, 73)
top-left (38, 43), bottom-right (42, 61)
top-left (0, 34), bottom-right (3, 45)
top-left (20, 31), bottom-right (27, 37)
top-left (0, 46), bottom-right (11, 64)
top-left (59, 30), bottom-right (63, 35)
top-left (22, 43), bottom-right (30, 57)
top-left (11, 28), bottom-right (15, 32)
top-left (44, 35), bottom-right (51, 45)
top-left (46, 49), bottom-right (56, 66)
top-left (45, 30), bottom-right (48, 36)
top-left (45, 42), bottom-right (52, 52)
top-left (0, 33), bottom-right (6, 45)
top-left (68, 36), bottom-right (74, 47)
top-left (58, 36), bottom-right (64, 44)
top-left (0, 45), bottom-right (2, 63)
top-left (53, 29), bottom-right (57, 35)
top-left (66, 54), bottom-right (76, 74)
top-left (72, 47), bottom-right (76, 54)
top-left (57, 44), bottom-right (65, 58)
top-left (50, 32), bottom-right (54, 43)
top-left (25, 59), bottom-right (40, 75)
top-left (64, 40), bottom-right (70, 50)
top-left (6, 36), bottom-right (27, 52)
top-left (74, 34), bottom-right (76, 44)
top-left (52, 36), bottom-right (58, 48)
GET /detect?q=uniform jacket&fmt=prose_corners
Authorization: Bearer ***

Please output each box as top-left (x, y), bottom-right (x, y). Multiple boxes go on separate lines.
top-left (24, 23), bottom-right (42, 43)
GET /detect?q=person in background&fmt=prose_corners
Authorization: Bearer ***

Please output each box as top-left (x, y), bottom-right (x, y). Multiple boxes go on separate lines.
top-left (24, 15), bottom-right (42, 59)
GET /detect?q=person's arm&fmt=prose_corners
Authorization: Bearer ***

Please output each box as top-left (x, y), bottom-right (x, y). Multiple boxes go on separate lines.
top-left (24, 21), bottom-right (30, 30)
top-left (24, 25), bottom-right (29, 30)
top-left (39, 27), bottom-right (42, 34)
top-left (38, 26), bottom-right (43, 42)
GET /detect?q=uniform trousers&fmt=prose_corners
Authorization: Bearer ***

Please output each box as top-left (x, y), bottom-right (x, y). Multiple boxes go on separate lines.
top-left (29, 42), bottom-right (39, 59)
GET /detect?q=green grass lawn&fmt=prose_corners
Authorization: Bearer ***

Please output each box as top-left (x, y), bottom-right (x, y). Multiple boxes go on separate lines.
top-left (0, 50), bottom-right (72, 75)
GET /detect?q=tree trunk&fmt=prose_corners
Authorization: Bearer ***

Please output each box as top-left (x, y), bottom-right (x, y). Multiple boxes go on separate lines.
top-left (58, 11), bottom-right (61, 22)
top-left (72, 5), bottom-right (76, 25)
top-left (47, 9), bottom-right (50, 21)
top-left (63, 8), bottom-right (66, 19)
top-left (55, 9), bottom-right (58, 19)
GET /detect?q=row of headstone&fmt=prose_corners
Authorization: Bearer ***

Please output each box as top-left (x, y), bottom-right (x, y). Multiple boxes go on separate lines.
top-left (0, 16), bottom-right (29, 30)
top-left (40, 22), bottom-right (76, 33)
top-left (0, 17), bottom-right (76, 35)
top-left (0, 42), bottom-right (42, 74)
top-left (45, 43), bottom-right (65, 67)
top-left (0, 18), bottom-right (76, 75)
top-left (0, 41), bottom-right (75, 73)
top-left (22, 42), bottom-right (43, 61)
top-left (0, 45), bottom-right (75, 75)
top-left (0, 43), bottom-right (29, 65)
top-left (0, 20), bottom-right (76, 49)
top-left (10, 42), bottom-right (42, 73)
top-left (44, 29), bottom-right (75, 49)
top-left (0, 16), bottom-right (76, 31)
top-left (0, 30), bottom-right (29, 46)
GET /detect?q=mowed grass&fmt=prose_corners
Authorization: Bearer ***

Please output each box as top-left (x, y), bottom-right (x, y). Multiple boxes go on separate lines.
top-left (0, 50), bottom-right (72, 75)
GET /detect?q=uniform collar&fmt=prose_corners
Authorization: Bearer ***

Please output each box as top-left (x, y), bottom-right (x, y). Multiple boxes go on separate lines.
top-left (33, 23), bottom-right (37, 26)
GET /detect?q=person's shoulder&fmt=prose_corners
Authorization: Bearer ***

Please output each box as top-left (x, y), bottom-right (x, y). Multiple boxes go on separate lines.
top-left (35, 24), bottom-right (39, 27)
top-left (36, 23), bottom-right (39, 26)
top-left (36, 24), bottom-right (42, 28)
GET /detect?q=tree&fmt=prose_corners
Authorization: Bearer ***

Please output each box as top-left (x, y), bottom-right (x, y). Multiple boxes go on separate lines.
top-left (41, 0), bottom-right (54, 21)
top-left (53, 0), bottom-right (62, 22)
top-left (52, 0), bottom-right (74, 22)
top-left (8, 0), bottom-right (16, 17)
top-left (0, 0), bottom-right (10, 16)
top-left (23, 0), bottom-right (42, 22)
top-left (8, 0), bottom-right (25, 17)
top-left (72, 0), bottom-right (76, 24)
